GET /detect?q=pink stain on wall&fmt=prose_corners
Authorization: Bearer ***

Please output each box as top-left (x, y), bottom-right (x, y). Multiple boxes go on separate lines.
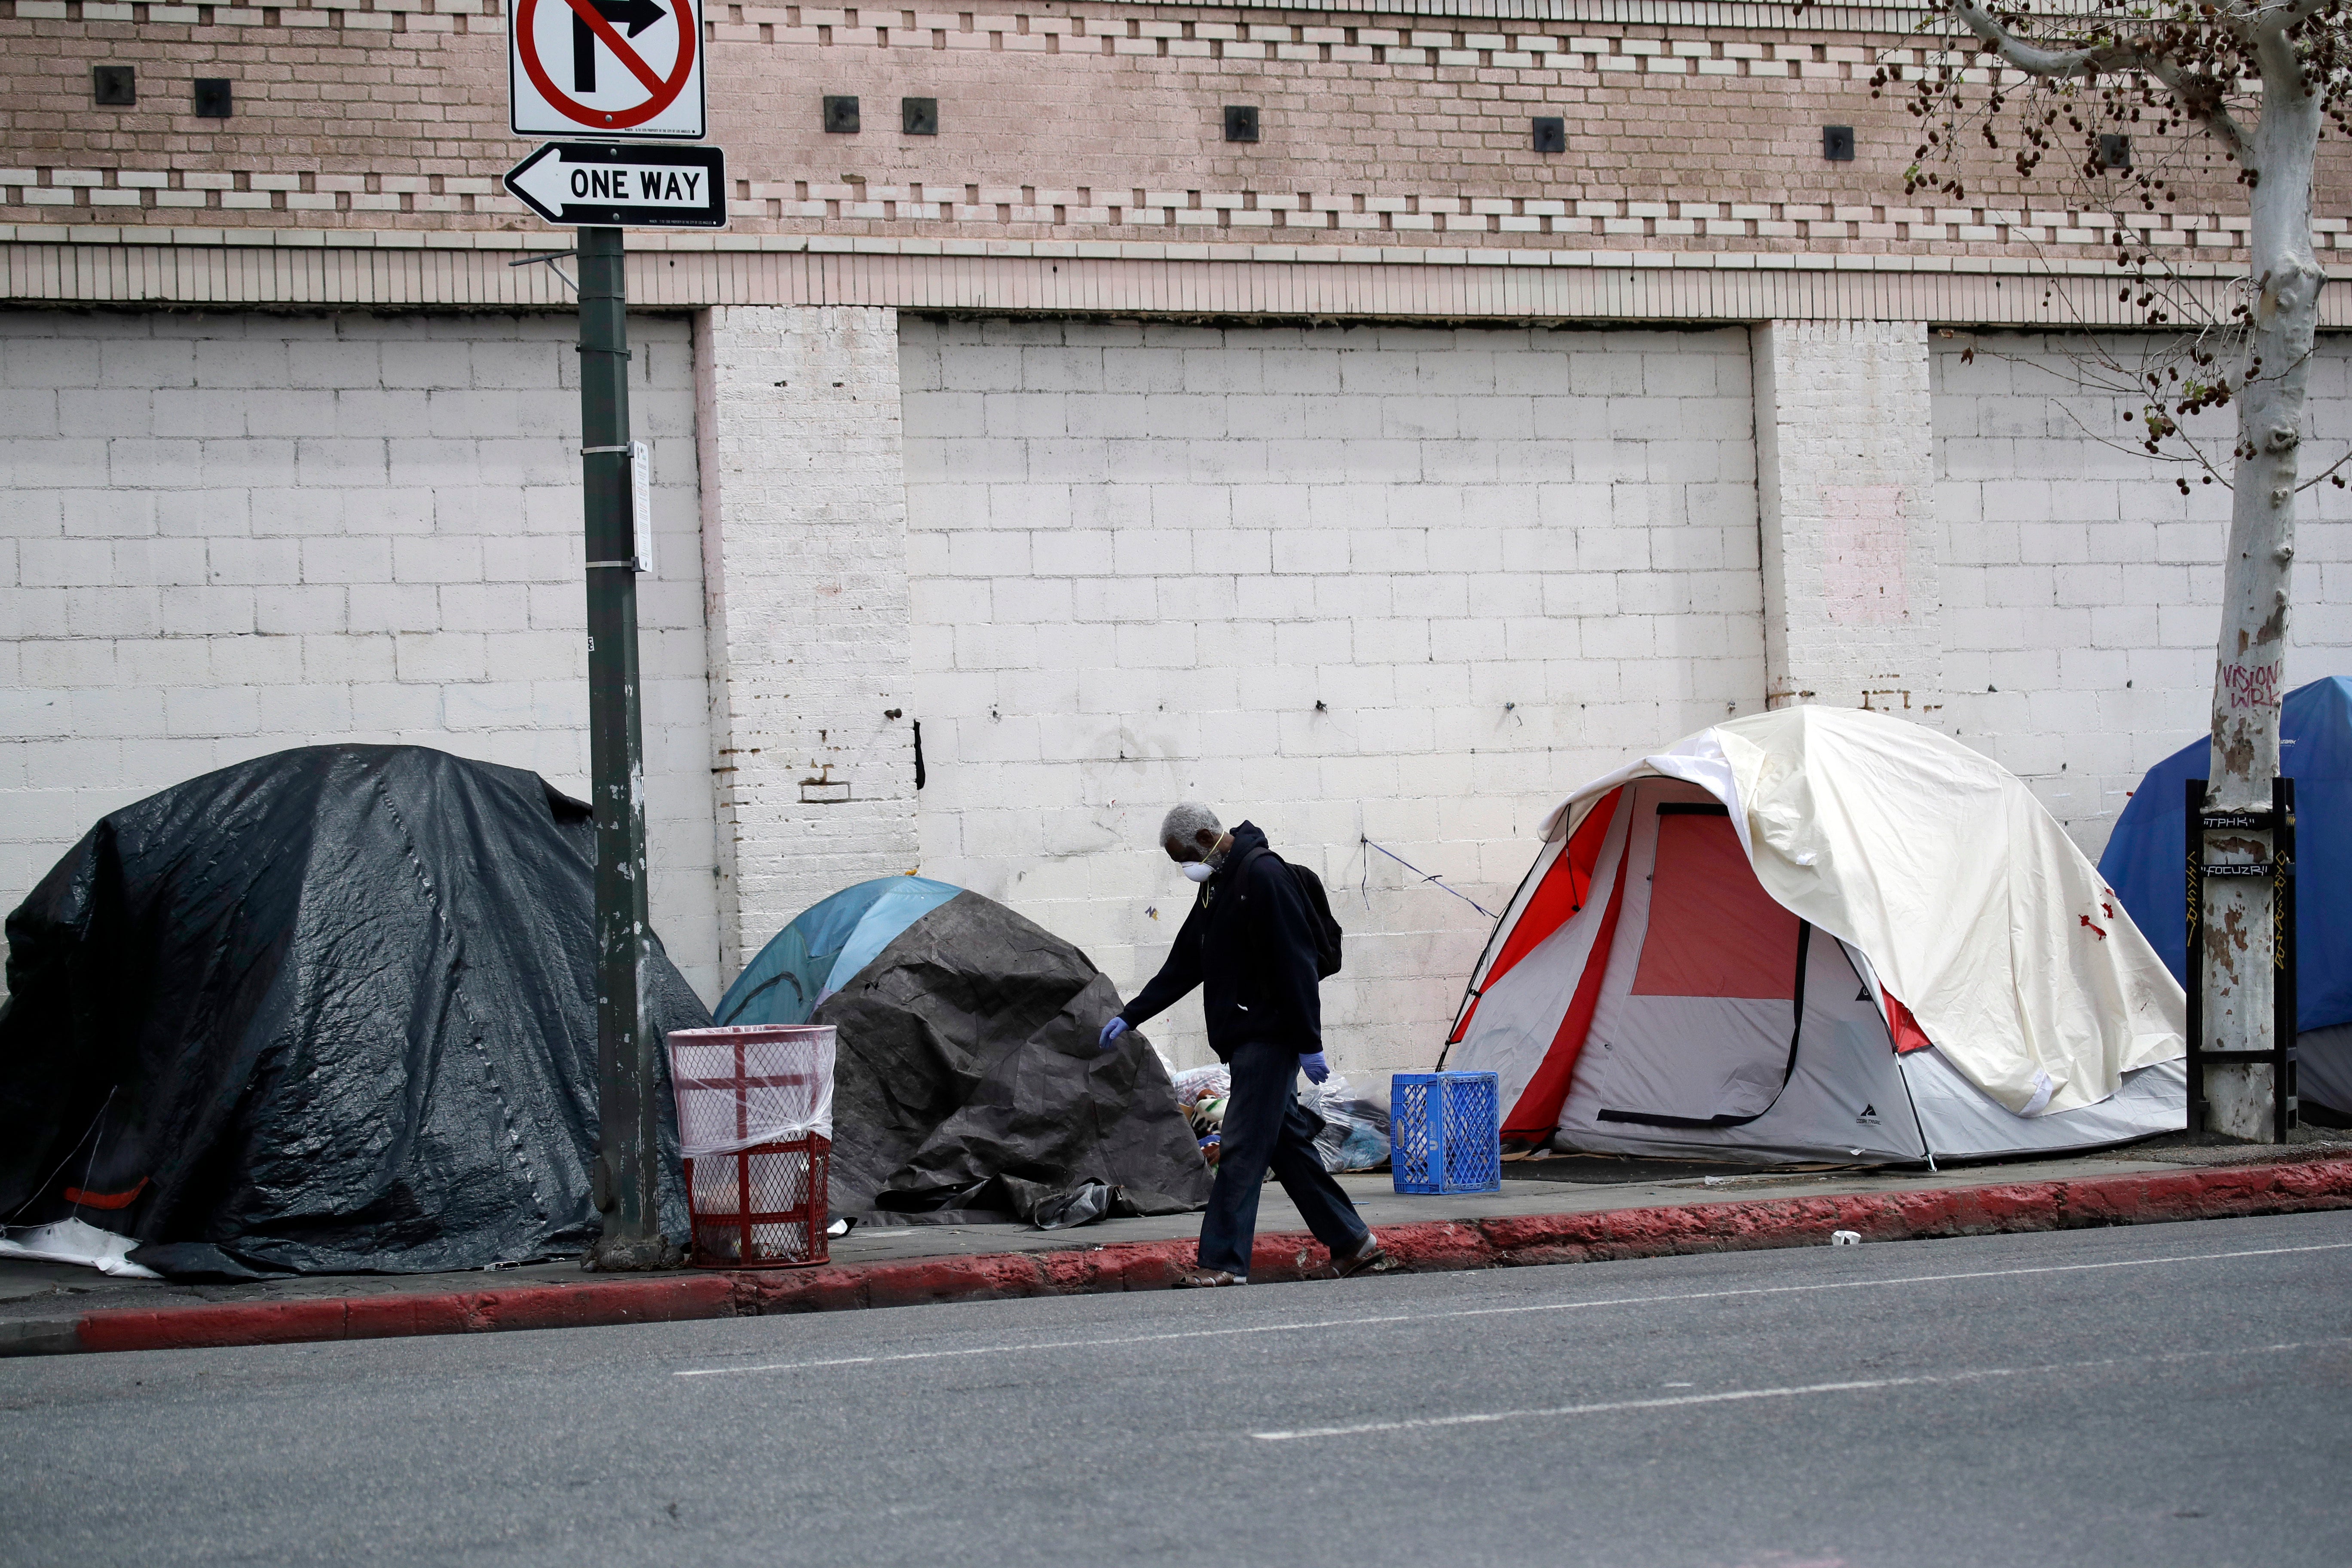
top-left (1821, 484), bottom-right (1908, 625)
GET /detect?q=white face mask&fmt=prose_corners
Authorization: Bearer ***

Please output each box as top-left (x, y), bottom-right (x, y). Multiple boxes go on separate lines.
top-left (1181, 862), bottom-right (1216, 884)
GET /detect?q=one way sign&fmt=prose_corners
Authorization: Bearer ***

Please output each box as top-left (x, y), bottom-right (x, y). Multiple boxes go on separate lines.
top-left (503, 142), bottom-right (728, 229)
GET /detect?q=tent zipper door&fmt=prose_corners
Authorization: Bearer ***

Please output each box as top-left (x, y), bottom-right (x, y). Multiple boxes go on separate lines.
top-left (1597, 922), bottom-right (1813, 1129)
top-left (1588, 797), bottom-right (1816, 1129)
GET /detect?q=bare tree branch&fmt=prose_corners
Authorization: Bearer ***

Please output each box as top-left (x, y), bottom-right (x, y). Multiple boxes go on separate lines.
top-left (2142, 58), bottom-right (2260, 162)
top-left (1945, 0), bottom-right (2259, 163)
top-left (2248, 9), bottom-right (2314, 98)
top-left (2263, 0), bottom-right (2333, 35)
top-left (1947, 0), bottom-right (2142, 77)
top-left (2201, 0), bottom-right (2327, 49)
top-left (2297, 442), bottom-right (2352, 490)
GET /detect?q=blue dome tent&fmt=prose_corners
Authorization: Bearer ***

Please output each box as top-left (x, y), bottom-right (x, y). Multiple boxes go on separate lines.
top-left (715, 876), bottom-right (963, 1026)
top-left (712, 876), bottom-right (1210, 1225)
top-left (2098, 677), bottom-right (2352, 1117)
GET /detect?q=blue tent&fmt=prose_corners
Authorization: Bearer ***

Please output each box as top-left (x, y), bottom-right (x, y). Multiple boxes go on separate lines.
top-left (714, 876), bottom-right (963, 1026)
top-left (2098, 676), bottom-right (2352, 1036)
top-left (706, 876), bottom-right (1213, 1226)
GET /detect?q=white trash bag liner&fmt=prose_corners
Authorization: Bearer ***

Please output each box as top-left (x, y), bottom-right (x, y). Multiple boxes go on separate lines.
top-left (668, 1025), bottom-right (836, 1156)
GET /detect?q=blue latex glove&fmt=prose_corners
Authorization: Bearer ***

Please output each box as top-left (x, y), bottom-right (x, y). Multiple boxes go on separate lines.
top-left (1298, 1051), bottom-right (1330, 1084)
top-left (1098, 1017), bottom-right (1130, 1053)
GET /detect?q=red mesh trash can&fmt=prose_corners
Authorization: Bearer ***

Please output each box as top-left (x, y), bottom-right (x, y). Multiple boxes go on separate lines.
top-left (668, 1025), bottom-right (835, 1269)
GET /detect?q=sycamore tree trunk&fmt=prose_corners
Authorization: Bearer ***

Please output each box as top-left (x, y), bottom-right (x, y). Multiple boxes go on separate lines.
top-left (2200, 31), bottom-right (2320, 1139)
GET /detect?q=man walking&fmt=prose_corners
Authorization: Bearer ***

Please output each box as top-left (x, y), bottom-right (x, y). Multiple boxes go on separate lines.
top-left (1099, 803), bottom-right (1392, 1288)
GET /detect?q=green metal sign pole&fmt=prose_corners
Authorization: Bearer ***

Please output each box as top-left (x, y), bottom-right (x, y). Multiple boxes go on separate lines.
top-left (576, 226), bottom-right (668, 1269)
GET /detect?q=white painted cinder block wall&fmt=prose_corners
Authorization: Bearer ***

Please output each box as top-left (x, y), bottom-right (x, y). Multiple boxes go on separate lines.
top-left (1932, 333), bottom-right (2352, 859)
top-left (0, 310), bottom-right (723, 1002)
top-left (898, 318), bottom-right (1769, 1075)
top-left (11, 307), bottom-right (2352, 1064)
top-left (1754, 320), bottom-right (1941, 717)
top-left (697, 306), bottom-right (919, 983)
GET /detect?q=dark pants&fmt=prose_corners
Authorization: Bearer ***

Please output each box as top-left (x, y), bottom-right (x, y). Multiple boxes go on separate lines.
top-left (1197, 1038), bottom-right (1369, 1278)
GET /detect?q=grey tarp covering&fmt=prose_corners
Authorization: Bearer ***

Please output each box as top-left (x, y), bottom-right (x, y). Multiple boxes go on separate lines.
top-left (0, 746), bottom-right (708, 1278)
top-left (810, 890), bottom-right (1212, 1223)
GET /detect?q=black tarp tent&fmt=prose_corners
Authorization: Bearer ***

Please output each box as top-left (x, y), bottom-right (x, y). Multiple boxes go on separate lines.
top-left (0, 746), bottom-right (708, 1278)
top-left (718, 885), bottom-right (1213, 1225)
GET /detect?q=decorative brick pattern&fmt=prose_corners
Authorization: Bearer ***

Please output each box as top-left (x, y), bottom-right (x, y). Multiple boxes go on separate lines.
top-left (15, 238), bottom-right (2343, 348)
top-left (0, 309), bottom-right (723, 1001)
top-left (2, 161), bottom-right (2303, 260)
top-left (0, 0), bottom-right (2312, 269)
top-left (898, 316), bottom-right (1765, 1072)
top-left (697, 305), bottom-right (918, 976)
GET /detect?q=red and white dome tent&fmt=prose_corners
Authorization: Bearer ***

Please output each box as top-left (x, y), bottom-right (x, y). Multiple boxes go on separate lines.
top-left (1443, 706), bottom-right (2188, 1166)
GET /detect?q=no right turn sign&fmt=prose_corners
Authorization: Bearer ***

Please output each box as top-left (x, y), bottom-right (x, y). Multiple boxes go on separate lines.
top-left (510, 0), bottom-right (705, 140)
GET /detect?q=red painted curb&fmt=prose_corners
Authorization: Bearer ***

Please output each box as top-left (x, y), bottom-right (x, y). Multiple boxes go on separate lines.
top-left (73, 1274), bottom-right (737, 1354)
top-left (61, 1155), bottom-right (2352, 1355)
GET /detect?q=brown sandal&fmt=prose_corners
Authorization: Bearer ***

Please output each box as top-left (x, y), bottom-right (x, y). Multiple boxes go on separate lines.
top-left (1335, 1237), bottom-right (1398, 1278)
top-left (1173, 1266), bottom-right (1246, 1288)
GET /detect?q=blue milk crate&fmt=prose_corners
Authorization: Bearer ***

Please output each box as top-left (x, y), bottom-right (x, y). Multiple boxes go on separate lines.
top-left (1390, 1071), bottom-right (1502, 1194)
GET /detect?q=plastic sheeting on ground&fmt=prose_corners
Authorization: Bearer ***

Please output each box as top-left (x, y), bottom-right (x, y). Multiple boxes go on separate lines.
top-left (1318, 1078), bottom-right (1393, 1171)
top-left (1170, 1064), bottom-right (1390, 1172)
top-left (0, 1217), bottom-right (160, 1278)
top-left (722, 884), bottom-right (1211, 1227)
top-left (0, 746), bottom-right (710, 1279)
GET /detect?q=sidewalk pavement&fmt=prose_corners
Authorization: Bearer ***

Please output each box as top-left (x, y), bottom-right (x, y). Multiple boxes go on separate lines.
top-left (9, 1132), bottom-right (2351, 1358)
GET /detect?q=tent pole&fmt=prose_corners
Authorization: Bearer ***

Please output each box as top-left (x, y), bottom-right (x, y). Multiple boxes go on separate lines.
top-left (1889, 1037), bottom-right (1935, 1172)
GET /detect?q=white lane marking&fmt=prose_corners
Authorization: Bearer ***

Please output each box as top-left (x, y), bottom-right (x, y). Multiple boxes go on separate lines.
top-left (1249, 1339), bottom-right (2349, 1442)
top-left (671, 1238), bottom-right (2352, 1380)
top-left (672, 1314), bottom-right (1438, 1377)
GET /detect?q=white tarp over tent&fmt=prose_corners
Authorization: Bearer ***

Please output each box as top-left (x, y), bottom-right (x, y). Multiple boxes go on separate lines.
top-left (1445, 707), bottom-right (2187, 1164)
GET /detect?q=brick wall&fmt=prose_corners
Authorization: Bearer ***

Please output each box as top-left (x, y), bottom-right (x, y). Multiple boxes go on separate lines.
top-left (897, 315), bottom-right (1766, 1072)
top-left (0, 308), bottom-right (723, 1001)
top-left (1933, 331), bottom-right (2352, 858)
top-left (0, 1), bottom-right (2320, 270)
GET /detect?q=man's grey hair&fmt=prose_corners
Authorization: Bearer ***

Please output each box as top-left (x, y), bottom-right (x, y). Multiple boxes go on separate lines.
top-left (1158, 802), bottom-right (1223, 853)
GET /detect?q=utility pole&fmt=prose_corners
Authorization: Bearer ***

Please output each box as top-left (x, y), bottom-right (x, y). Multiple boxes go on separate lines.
top-left (504, 0), bottom-right (720, 1257)
top-left (502, 0), bottom-right (717, 1257)
top-left (576, 227), bottom-right (669, 1269)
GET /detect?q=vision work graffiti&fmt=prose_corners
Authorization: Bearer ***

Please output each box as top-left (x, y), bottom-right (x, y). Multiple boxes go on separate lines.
top-left (2223, 660), bottom-right (2284, 710)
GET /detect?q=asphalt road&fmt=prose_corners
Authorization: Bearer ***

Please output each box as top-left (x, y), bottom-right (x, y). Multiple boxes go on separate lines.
top-left (5, 1211), bottom-right (2351, 1568)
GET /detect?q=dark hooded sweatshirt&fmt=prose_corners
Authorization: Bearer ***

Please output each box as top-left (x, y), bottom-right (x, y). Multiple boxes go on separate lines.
top-left (1115, 821), bottom-right (1322, 1061)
